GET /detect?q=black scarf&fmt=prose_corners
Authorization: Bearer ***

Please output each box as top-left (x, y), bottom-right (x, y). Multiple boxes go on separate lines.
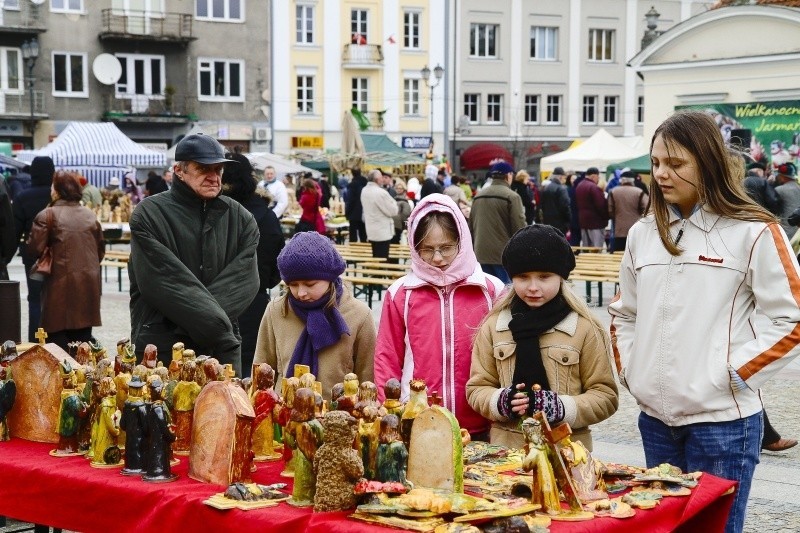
top-left (508, 292), bottom-right (572, 395)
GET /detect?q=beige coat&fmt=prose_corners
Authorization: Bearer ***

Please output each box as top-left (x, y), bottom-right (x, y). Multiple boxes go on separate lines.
top-left (361, 182), bottom-right (398, 242)
top-left (253, 289), bottom-right (376, 400)
top-left (467, 309), bottom-right (618, 451)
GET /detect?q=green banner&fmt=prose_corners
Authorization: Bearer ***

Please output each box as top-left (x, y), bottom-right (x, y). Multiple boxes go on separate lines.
top-left (677, 100), bottom-right (800, 171)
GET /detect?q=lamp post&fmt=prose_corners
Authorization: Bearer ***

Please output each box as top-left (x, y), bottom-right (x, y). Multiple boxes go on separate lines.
top-left (641, 6), bottom-right (662, 50)
top-left (421, 64), bottom-right (444, 150)
top-left (21, 37), bottom-right (39, 146)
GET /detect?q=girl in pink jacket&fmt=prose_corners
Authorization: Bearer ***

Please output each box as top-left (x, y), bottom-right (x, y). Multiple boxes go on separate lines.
top-left (375, 194), bottom-right (505, 438)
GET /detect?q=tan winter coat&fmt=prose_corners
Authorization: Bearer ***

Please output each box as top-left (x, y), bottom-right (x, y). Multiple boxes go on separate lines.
top-left (253, 288), bottom-right (376, 400)
top-left (467, 308), bottom-right (618, 451)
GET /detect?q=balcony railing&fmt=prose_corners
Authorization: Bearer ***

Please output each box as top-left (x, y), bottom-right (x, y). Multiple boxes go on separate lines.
top-left (99, 9), bottom-right (195, 43)
top-left (0, 2), bottom-right (46, 33)
top-left (0, 90), bottom-right (46, 117)
top-left (342, 44), bottom-right (384, 69)
top-left (102, 93), bottom-right (196, 122)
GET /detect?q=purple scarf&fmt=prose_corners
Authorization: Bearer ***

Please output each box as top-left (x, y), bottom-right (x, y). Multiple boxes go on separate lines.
top-left (286, 278), bottom-right (350, 378)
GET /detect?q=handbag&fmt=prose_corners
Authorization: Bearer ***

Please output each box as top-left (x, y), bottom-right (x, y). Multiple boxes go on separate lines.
top-left (29, 208), bottom-right (53, 282)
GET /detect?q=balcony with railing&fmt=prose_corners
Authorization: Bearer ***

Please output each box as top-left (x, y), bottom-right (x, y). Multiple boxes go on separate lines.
top-left (0, 90), bottom-right (46, 119)
top-left (0, 2), bottom-right (47, 35)
top-left (99, 9), bottom-right (195, 44)
top-left (341, 44), bottom-right (383, 69)
top-left (102, 93), bottom-right (196, 123)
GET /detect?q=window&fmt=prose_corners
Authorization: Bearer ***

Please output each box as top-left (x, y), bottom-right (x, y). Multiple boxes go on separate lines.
top-left (530, 26), bottom-right (557, 60)
top-left (52, 52), bottom-right (87, 97)
top-left (0, 48), bottom-right (22, 93)
top-left (198, 58), bottom-right (244, 101)
top-left (351, 9), bottom-right (368, 42)
top-left (464, 93), bottom-right (479, 123)
top-left (4, 0), bottom-right (20, 10)
top-left (196, 0), bottom-right (242, 22)
top-left (603, 96), bottom-right (618, 124)
top-left (297, 75), bottom-right (314, 114)
top-left (487, 94), bottom-right (503, 124)
top-left (51, 0), bottom-right (82, 12)
top-left (546, 95), bottom-right (561, 124)
top-left (296, 5), bottom-right (314, 44)
top-left (404, 78), bottom-right (419, 115)
top-left (404, 11), bottom-right (420, 49)
top-left (637, 96), bottom-right (644, 124)
top-left (470, 23), bottom-right (497, 58)
top-left (588, 28), bottom-right (614, 62)
top-left (524, 95), bottom-right (539, 124)
top-left (582, 95), bottom-right (597, 124)
top-left (352, 77), bottom-right (368, 112)
top-left (111, 0), bottom-right (165, 34)
top-left (116, 54), bottom-right (164, 98)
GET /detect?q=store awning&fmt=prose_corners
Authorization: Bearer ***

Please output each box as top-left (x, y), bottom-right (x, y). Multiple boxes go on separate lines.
top-left (459, 143), bottom-right (513, 170)
top-left (609, 153), bottom-right (652, 174)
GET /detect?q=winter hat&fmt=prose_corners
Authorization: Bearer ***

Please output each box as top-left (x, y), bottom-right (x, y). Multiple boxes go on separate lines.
top-left (586, 167), bottom-right (600, 176)
top-left (30, 156), bottom-right (55, 186)
top-left (278, 231), bottom-right (346, 283)
top-left (552, 167), bottom-right (565, 176)
top-left (777, 162), bottom-right (797, 179)
top-left (489, 161), bottom-right (514, 176)
top-left (502, 225), bottom-right (576, 279)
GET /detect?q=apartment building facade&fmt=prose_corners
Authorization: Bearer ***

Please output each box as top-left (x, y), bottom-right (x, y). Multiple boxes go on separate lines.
top-left (0, 0), bottom-right (269, 152)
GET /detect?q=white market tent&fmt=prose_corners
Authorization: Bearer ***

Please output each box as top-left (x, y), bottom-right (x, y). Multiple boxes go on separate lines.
top-left (246, 152), bottom-right (321, 180)
top-left (541, 128), bottom-right (647, 172)
top-left (17, 122), bottom-right (166, 188)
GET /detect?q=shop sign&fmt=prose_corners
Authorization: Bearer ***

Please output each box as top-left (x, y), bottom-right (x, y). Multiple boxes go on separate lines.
top-left (291, 136), bottom-right (324, 149)
top-left (402, 136), bottom-right (432, 151)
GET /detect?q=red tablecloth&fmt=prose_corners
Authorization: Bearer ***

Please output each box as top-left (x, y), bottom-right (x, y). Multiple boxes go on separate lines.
top-left (0, 439), bottom-right (735, 532)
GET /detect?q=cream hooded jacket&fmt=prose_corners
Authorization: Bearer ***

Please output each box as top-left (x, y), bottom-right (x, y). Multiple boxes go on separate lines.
top-left (609, 207), bottom-right (800, 426)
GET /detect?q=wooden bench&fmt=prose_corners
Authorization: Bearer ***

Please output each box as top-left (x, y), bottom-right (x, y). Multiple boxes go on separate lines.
top-left (101, 251), bottom-right (130, 292)
top-left (342, 276), bottom-right (396, 307)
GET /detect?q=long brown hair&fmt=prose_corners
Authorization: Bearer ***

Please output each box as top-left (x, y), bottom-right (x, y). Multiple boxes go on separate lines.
top-left (649, 111), bottom-right (775, 255)
top-left (52, 170), bottom-right (83, 202)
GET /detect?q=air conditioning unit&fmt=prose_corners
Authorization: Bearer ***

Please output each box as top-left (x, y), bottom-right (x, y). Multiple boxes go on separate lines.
top-left (254, 126), bottom-right (271, 141)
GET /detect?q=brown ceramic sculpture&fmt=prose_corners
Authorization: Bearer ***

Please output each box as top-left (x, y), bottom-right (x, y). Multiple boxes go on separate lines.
top-left (313, 411), bottom-right (363, 512)
top-left (251, 363), bottom-right (282, 461)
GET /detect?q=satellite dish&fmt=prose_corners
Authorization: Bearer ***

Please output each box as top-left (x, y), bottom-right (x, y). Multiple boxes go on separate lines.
top-left (92, 54), bottom-right (123, 85)
top-left (30, 0), bottom-right (47, 5)
top-left (261, 89), bottom-right (270, 102)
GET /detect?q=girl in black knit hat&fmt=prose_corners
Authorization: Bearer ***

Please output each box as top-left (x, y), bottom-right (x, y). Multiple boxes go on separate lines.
top-left (466, 225), bottom-right (618, 451)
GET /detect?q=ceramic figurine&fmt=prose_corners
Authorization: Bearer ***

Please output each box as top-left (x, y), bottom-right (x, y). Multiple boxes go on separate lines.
top-left (143, 377), bottom-right (178, 482)
top-left (168, 343), bottom-right (184, 379)
top-left (89, 376), bottom-right (121, 466)
top-left (354, 381), bottom-right (386, 418)
top-left (0, 365), bottom-right (15, 441)
top-left (82, 365), bottom-right (102, 457)
top-left (120, 375), bottom-right (148, 475)
top-left (357, 405), bottom-right (381, 479)
top-left (67, 341), bottom-right (80, 361)
top-left (329, 383), bottom-right (344, 411)
top-left (382, 378), bottom-right (405, 417)
top-left (376, 414), bottom-right (408, 484)
top-left (313, 411), bottom-right (363, 512)
top-left (560, 438), bottom-right (607, 502)
top-left (52, 361), bottom-right (88, 456)
top-left (114, 350), bottom-right (136, 448)
top-left (406, 397), bottom-right (464, 493)
top-left (142, 344), bottom-right (158, 370)
top-left (0, 340), bottom-right (18, 363)
top-left (172, 359), bottom-right (201, 455)
top-left (251, 363), bottom-right (282, 461)
top-left (521, 418), bottom-right (561, 514)
top-left (115, 338), bottom-right (135, 374)
top-left (278, 376), bottom-right (301, 477)
top-left (285, 388), bottom-right (324, 506)
top-left (336, 373), bottom-right (359, 416)
top-left (75, 342), bottom-right (92, 366)
top-left (89, 340), bottom-right (107, 366)
top-left (199, 357), bottom-right (222, 386)
top-left (401, 378), bottom-right (429, 448)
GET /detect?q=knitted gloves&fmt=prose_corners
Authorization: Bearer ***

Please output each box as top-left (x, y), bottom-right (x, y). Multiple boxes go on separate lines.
top-left (497, 386), bottom-right (565, 424)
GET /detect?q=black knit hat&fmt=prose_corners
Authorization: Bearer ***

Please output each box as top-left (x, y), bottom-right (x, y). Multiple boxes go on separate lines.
top-left (502, 225), bottom-right (575, 279)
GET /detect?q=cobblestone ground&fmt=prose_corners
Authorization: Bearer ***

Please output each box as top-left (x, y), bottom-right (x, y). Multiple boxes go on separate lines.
top-left (3, 255), bottom-right (800, 531)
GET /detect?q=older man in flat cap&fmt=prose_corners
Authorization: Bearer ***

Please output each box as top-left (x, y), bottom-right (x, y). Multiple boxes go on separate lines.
top-left (128, 134), bottom-right (259, 376)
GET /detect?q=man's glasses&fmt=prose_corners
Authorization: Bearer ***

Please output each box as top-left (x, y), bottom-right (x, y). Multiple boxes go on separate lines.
top-left (418, 244), bottom-right (459, 261)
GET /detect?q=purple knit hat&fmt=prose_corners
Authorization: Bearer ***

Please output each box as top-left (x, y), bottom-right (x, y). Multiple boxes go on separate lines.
top-left (278, 232), bottom-right (346, 283)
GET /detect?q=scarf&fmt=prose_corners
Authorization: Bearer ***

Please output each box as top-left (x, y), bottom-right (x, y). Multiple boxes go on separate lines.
top-left (508, 292), bottom-right (572, 394)
top-left (286, 278), bottom-right (350, 378)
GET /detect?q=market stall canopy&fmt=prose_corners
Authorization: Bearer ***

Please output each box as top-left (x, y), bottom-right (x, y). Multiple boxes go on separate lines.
top-left (459, 143), bottom-right (514, 170)
top-left (329, 110), bottom-right (367, 172)
top-left (541, 129), bottom-right (646, 173)
top-left (246, 152), bottom-right (321, 179)
top-left (609, 153), bottom-right (652, 175)
top-left (360, 133), bottom-right (424, 167)
top-left (17, 122), bottom-right (166, 188)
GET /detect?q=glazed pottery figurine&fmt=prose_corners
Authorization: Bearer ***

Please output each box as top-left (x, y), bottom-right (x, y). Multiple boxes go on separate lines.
top-left (89, 376), bottom-right (122, 466)
top-left (120, 376), bottom-right (148, 475)
top-left (142, 377), bottom-right (178, 482)
top-left (376, 414), bottom-right (408, 484)
top-left (0, 365), bottom-right (16, 441)
top-left (400, 378), bottom-right (429, 448)
top-left (89, 340), bottom-right (107, 366)
top-left (329, 383), bottom-right (344, 411)
top-left (313, 411), bottom-right (363, 512)
top-left (285, 388), bottom-right (324, 506)
top-left (336, 373), bottom-right (359, 415)
top-left (521, 418), bottom-right (561, 514)
top-left (142, 344), bottom-right (158, 370)
top-left (382, 378), bottom-right (405, 417)
top-left (0, 340), bottom-right (18, 363)
top-left (251, 363), bottom-right (282, 461)
top-left (278, 376), bottom-right (301, 477)
top-left (52, 361), bottom-right (88, 456)
top-left (115, 338), bottom-right (135, 374)
top-left (357, 405), bottom-right (381, 479)
top-left (172, 359), bottom-right (201, 455)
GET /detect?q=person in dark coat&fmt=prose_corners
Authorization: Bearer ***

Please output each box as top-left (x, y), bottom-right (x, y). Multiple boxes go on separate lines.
top-left (12, 156), bottom-right (55, 341)
top-left (0, 178), bottom-right (14, 280)
top-left (143, 377), bottom-right (177, 482)
top-left (345, 168), bottom-right (368, 242)
top-left (540, 172), bottom-right (571, 234)
top-left (743, 166), bottom-right (778, 214)
top-left (222, 153), bottom-right (285, 378)
top-left (574, 167), bottom-right (608, 248)
top-left (510, 170), bottom-right (535, 225)
top-left (144, 170), bottom-right (169, 197)
top-left (6, 167), bottom-right (31, 201)
top-left (565, 172), bottom-right (583, 246)
top-left (318, 174), bottom-right (332, 209)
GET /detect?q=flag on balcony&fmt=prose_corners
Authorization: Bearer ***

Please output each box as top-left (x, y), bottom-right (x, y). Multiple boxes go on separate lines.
top-left (386, 34), bottom-right (396, 44)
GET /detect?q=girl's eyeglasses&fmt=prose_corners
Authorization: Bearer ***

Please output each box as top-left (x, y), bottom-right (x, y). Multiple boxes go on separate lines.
top-left (418, 244), bottom-right (459, 261)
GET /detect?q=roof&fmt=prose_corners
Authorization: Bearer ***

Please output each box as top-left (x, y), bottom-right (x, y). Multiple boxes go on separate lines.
top-left (541, 129), bottom-right (647, 172)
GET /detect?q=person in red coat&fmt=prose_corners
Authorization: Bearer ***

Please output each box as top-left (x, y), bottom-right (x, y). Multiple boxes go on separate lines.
top-left (574, 167), bottom-right (609, 248)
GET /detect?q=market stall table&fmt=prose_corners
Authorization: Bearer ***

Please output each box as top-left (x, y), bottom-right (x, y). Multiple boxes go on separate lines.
top-left (0, 439), bottom-right (735, 533)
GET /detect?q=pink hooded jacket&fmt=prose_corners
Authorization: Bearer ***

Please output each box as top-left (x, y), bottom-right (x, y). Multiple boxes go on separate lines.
top-left (375, 194), bottom-right (505, 435)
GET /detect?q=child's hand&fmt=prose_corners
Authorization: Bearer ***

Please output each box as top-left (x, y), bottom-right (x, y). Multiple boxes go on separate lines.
top-left (509, 383), bottom-right (530, 416)
top-left (497, 383), bottom-right (530, 419)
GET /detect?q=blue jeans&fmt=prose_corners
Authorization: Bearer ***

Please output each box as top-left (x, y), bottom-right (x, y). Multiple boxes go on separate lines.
top-left (638, 411), bottom-right (762, 533)
top-left (480, 263), bottom-right (509, 284)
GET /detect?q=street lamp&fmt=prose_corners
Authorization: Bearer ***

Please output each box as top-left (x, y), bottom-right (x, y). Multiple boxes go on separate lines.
top-left (641, 6), bottom-right (662, 50)
top-left (421, 64), bottom-right (444, 149)
top-left (21, 37), bottom-right (39, 145)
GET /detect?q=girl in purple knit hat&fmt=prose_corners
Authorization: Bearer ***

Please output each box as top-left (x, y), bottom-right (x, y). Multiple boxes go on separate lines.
top-left (253, 231), bottom-right (376, 401)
